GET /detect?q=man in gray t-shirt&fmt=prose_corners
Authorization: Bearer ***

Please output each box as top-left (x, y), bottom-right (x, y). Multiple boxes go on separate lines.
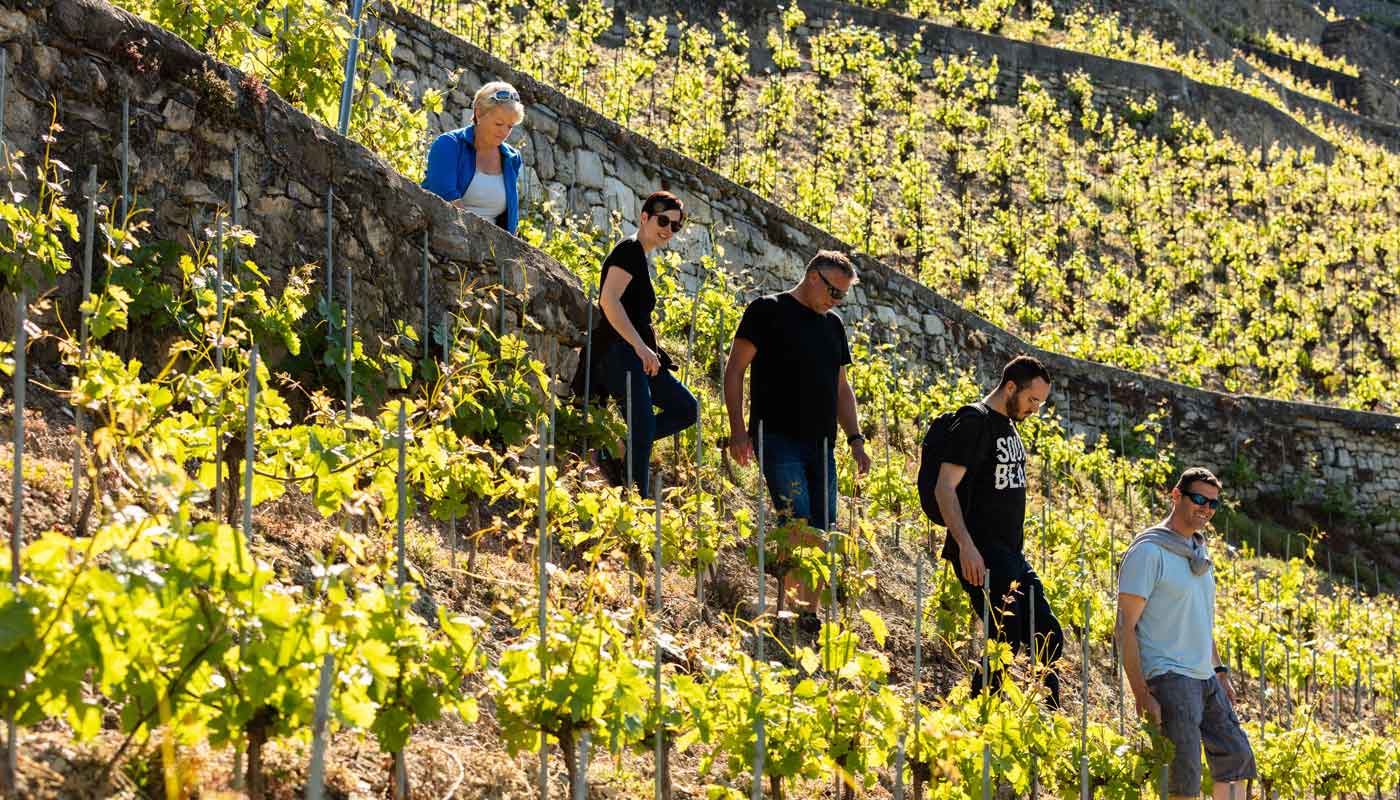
top-left (1117, 467), bottom-right (1255, 800)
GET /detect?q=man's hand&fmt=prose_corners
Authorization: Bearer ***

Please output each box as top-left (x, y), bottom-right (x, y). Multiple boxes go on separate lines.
top-left (1135, 692), bottom-right (1162, 725)
top-left (1218, 671), bottom-right (1237, 706)
top-left (851, 440), bottom-right (872, 476)
top-left (959, 541), bottom-right (987, 587)
top-left (728, 431), bottom-right (754, 467)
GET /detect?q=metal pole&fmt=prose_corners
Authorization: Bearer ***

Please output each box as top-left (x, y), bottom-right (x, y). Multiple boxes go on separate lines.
top-left (1080, 598), bottom-right (1090, 800)
top-left (981, 574), bottom-right (991, 692)
top-left (581, 284), bottom-right (595, 452)
top-left (336, 0), bottom-right (369, 137)
top-left (324, 189), bottom-right (335, 309)
top-left (753, 424), bottom-right (766, 800)
top-left (242, 346), bottom-right (259, 550)
top-left (214, 217), bottom-right (225, 515)
top-left (694, 404), bottom-right (704, 605)
top-left (231, 146), bottom-right (240, 269)
top-left (571, 730), bottom-right (590, 800)
top-left (653, 474), bottom-right (664, 800)
top-left (538, 408), bottom-right (550, 800)
top-left (824, 437), bottom-right (833, 630)
top-left (0, 49), bottom-right (8, 152)
top-left (70, 166), bottom-right (98, 524)
top-left (120, 88), bottom-right (130, 223)
top-left (6, 284), bottom-right (23, 794)
top-left (396, 402), bottom-right (407, 587)
top-left (344, 259), bottom-right (353, 411)
top-left (625, 380), bottom-right (634, 496)
top-left (1029, 584), bottom-right (1038, 800)
top-left (305, 653), bottom-right (336, 800)
top-left (421, 229), bottom-right (430, 369)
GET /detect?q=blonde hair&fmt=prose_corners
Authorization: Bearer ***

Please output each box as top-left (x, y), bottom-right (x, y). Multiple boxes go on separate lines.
top-left (472, 81), bottom-right (525, 126)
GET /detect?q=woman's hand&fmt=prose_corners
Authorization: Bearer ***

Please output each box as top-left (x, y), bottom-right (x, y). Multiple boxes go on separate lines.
top-left (634, 343), bottom-right (661, 376)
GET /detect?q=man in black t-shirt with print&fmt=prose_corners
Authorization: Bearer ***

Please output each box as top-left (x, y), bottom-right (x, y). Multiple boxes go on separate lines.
top-left (724, 250), bottom-right (872, 618)
top-left (935, 355), bottom-right (1063, 708)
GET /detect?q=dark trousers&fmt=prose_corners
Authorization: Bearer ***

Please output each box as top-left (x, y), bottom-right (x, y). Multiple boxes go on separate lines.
top-left (955, 561), bottom-right (1064, 709)
top-left (603, 343), bottom-right (697, 498)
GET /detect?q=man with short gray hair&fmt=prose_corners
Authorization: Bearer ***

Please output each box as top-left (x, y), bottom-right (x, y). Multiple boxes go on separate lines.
top-left (1117, 467), bottom-right (1255, 799)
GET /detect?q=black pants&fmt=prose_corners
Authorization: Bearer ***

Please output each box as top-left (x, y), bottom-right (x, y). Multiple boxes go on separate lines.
top-left (955, 562), bottom-right (1064, 709)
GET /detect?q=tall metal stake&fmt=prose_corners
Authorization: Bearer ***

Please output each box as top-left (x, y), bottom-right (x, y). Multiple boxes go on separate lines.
top-left (753, 424), bottom-right (766, 800)
top-left (242, 346), bottom-right (259, 552)
top-left (69, 166), bottom-right (98, 524)
top-left (305, 652), bottom-right (336, 800)
top-left (653, 475), bottom-right (664, 800)
top-left (538, 408), bottom-right (551, 800)
top-left (396, 403), bottom-right (407, 587)
top-left (120, 89), bottom-right (130, 223)
top-left (421, 230), bottom-right (430, 369)
top-left (1080, 598), bottom-right (1090, 800)
top-left (581, 284), bottom-right (595, 452)
top-left (6, 284), bottom-right (23, 795)
top-left (344, 258), bottom-right (353, 410)
top-left (214, 216), bottom-right (226, 516)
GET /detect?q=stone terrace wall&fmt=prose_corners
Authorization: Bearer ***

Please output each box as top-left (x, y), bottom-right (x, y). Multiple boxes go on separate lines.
top-left (381, 3), bottom-right (1400, 523)
top-left (0, 0), bottom-right (587, 379)
top-left (1237, 42), bottom-right (1400, 126)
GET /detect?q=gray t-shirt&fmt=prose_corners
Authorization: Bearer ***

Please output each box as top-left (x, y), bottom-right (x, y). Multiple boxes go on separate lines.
top-left (1118, 526), bottom-right (1216, 680)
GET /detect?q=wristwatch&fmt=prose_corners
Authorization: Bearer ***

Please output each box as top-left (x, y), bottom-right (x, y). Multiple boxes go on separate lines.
top-left (1213, 665), bottom-right (1230, 675)
top-left (847, 433), bottom-right (866, 446)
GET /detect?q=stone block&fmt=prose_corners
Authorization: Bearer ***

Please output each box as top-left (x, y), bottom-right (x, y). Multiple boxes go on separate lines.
top-left (604, 176), bottom-right (637, 222)
top-left (576, 150), bottom-right (606, 189)
top-left (162, 99), bottom-right (195, 132)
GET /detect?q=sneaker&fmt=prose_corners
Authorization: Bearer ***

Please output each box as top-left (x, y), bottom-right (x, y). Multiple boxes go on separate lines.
top-left (797, 611), bottom-right (822, 636)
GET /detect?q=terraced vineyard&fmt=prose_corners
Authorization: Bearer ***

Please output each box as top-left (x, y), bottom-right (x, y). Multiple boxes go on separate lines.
top-left (392, 0), bottom-right (1400, 411)
top-left (1, 0), bottom-right (1399, 796)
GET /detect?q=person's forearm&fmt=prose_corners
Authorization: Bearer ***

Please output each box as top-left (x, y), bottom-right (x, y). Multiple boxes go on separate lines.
top-left (836, 382), bottom-right (861, 439)
top-left (1212, 640), bottom-right (1223, 669)
top-left (1119, 624), bottom-right (1150, 702)
top-left (934, 483), bottom-right (974, 550)
top-left (723, 358), bottom-right (747, 436)
top-left (600, 295), bottom-right (646, 352)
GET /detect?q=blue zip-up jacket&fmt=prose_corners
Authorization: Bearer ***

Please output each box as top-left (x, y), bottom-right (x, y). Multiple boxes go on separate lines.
top-left (421, 125), bottom-right (523, 235)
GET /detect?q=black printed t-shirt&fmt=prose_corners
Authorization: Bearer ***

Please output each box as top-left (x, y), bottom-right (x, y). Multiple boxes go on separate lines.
top-left (734, 292), bottom-right (851, 442)
top-left (594, 238), bottom-right (671, 367)
top-left (938, 406), bottom-right (1031, 578)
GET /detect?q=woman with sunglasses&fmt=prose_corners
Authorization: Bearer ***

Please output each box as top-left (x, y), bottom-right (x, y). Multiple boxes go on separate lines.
top-left (422, 81), bottom-right (526, 234)
top-left (588, 191), bottom-right (697, 497)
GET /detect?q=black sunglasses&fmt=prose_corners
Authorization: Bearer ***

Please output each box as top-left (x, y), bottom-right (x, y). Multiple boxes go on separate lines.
top-left (1182, 491), bottom-right (1221, 510)
top-left (653, 213), bottom-right (684, 233)
top-left (814, 269), bottom-right (847, 301)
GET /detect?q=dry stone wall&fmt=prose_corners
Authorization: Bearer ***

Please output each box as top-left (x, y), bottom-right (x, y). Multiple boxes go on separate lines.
top-left (0, 0), bottom-right (587, 381)
top-left (378, 3), bottom-right (1400, 523)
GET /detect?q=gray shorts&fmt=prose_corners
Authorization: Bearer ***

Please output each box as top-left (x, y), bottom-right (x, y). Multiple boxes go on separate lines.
top-left (1148, 672), bottom-right (1256, 796)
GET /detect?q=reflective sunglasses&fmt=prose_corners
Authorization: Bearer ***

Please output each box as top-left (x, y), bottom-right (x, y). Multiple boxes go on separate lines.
top-left (814, 269), bottom-right (847, 301)
top-left (654, 213), bottom-right (684, 233)
top-left (1182, 491), bottom-right (1221, 510)
top-left (487, 88), bottom-right (521, 103)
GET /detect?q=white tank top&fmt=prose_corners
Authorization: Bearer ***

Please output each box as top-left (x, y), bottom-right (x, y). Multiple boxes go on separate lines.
top-left (459, 170), bottom-right (506, 222)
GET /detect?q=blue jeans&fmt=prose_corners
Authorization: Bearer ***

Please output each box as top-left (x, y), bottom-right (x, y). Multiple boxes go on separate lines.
top-left (758, 429), bottom-right (837, 529)
top-left (603, 342), bottom-right (697, 498)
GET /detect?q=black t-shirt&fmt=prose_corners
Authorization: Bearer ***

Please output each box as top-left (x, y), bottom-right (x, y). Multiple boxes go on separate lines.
top-left (593, 238), bottom-right (671, 369)
top-left (938, 406), bottom-right (1030, 578)
top-left (734, 292), bottom-right (852, 442)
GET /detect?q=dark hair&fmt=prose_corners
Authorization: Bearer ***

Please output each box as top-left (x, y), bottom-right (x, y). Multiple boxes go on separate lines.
top-left (641, 190), bottom-right (684, 219)
top-left (999, 354), bottom-right (1051, 391)
top-left (805, 250), bottom-right (856, 278)
top-left (1175, 467), bottom-right (1222, 495)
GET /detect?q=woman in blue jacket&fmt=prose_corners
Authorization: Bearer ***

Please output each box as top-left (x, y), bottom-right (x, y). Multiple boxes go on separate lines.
top-left (422, 81), bottom-right (525, 234)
